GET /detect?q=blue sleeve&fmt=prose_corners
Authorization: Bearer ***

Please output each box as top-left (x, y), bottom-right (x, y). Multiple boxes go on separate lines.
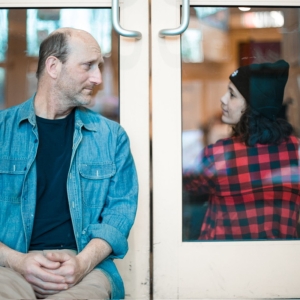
top-left (86, 127), bottom-right (138, 258)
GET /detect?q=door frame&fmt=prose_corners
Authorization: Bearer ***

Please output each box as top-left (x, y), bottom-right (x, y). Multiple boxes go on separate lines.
top-left (151, 0), bottom-right (300, 298)
top-left (0, 1), bottom-right (150, 299)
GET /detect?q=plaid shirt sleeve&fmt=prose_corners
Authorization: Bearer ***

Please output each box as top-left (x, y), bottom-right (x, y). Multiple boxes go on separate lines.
top-left (184, 136), bottom-right (300, 240)
top-left (183, 145), bottom-right (216, 195)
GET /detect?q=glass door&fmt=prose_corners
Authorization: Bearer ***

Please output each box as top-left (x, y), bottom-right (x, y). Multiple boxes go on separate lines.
top-left (152, 0), bottom-right (300, 298)
top-left (0, 0), bottom-right (150, 299)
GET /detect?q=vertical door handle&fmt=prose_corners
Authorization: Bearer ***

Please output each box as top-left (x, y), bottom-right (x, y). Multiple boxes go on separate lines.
top-left (112, 0), bottom-right (142, 39)
top-left (159, 0), bottom-right (190, 37)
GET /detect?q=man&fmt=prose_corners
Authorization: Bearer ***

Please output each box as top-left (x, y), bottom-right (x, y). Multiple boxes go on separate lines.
top-left (0, 27), bottom-right (138, 299)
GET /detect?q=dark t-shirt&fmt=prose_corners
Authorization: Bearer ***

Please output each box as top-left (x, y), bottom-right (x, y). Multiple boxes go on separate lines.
top-left (29, 110), bottom-right (77, 250)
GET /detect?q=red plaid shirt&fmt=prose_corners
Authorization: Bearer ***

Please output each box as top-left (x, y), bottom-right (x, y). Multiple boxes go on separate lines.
top-left (183, 136), bottom-right (300, 240)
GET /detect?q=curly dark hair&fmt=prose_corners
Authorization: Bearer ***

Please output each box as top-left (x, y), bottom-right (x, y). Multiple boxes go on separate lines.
top-left (36, 30), bottom-right (71, 80)
top-left (232, 104), bottom-right (293, 147)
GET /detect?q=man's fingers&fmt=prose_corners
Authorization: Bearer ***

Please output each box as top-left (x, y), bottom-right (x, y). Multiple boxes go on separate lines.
top-left (30, 279), bottom-right (68, 292)
top-left (45, 252), bottom-right (71, 263)
top-left (45, 263), bottom-right (80, 285)
top-left (31, 282), bottom-right (68, 297)
top-left (35, 254), bottom-right (61, 270)
top-left (45, 266), bottom-right (66, 276)
top-left (26, 266), bottom-right (66, 284)
top-left (45, 264), bottom-right (76, 281)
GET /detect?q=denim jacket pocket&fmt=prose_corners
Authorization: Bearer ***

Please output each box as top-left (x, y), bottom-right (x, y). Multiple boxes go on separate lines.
top-left (0, 159), bottom-right (27, 203)
top-left (79, 162), bottom-right (116, 208)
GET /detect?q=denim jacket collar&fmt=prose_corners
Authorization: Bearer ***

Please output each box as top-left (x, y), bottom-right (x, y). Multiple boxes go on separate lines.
top-left (18, 94), bottom-right (96, 132)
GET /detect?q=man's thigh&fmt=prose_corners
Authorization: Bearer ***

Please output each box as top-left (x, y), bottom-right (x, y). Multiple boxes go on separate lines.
top-left (0, 266), bottom-right (36, 299)
top-left (45, 268), bottom-right (111, 300)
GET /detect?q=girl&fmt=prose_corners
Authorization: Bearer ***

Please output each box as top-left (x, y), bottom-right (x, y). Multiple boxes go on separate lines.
top-left (184, 60), bottom-right (300, 240)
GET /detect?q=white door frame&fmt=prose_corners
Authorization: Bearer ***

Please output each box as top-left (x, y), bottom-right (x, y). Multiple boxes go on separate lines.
top-left (151, 0), bottom-right (300, 298)
top-left (0, 1), bottom-right (150, 299)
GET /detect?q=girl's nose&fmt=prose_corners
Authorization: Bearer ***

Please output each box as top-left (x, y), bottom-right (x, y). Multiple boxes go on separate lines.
top-left (220, 92), bottom-right (228, 105)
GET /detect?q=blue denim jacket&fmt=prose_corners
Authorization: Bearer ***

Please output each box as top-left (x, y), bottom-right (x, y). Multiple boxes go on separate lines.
top-left (0, 96), bottom-right (138, 299)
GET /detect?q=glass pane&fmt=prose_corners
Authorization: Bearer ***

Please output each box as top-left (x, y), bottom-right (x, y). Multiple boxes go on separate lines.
top-left (0, 10), bottom-right (8, 62)
top-left (0, 67), bottom-right (5, 109)
top-left (0, 8), bottom-right (119, 122)
top-left (26, 9), bottom-right (112, 57)
top-left (182, 6), bottom-right (300, 241)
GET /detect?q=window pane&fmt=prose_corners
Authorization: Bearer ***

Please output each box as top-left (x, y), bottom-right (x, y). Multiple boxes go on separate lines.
top-left (0, 67), bottom-right (5, 108)
top-left (0, 10), bottom-right (8, 62)
top-left (27, 9), bottom-right (112, 57)
top-left (0, 8), bottom-right (119, 122)
top-left (182, 6), bottom-right (300, 241)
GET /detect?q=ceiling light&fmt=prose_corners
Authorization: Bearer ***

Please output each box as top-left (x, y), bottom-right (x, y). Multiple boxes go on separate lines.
top-left (238, 7), bottom-right (251, 11)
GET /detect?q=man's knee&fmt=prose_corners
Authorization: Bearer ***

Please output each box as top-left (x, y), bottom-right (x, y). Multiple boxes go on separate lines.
top-left (0, 266), bottom-right (36, 299)
top-left (45, 269), bottom-right (111, 299)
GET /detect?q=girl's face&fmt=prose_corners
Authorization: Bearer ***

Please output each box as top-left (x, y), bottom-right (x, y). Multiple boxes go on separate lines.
top-left (220, 82), bottom-right (246, 125)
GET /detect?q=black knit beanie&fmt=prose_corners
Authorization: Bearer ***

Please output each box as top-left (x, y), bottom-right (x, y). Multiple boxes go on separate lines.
top-left (229, 60), bottom-right (289, 120)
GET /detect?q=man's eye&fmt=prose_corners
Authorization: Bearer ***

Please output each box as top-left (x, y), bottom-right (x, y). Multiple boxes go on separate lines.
top-left (230, 91), bottom-right (235, 98)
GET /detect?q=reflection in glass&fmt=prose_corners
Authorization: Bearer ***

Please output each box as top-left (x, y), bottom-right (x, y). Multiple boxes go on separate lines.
top-left (27, 9), bottom-right (112, 57)
top-left (0, 8), bottom-right (119, 122)
top-left (182, 29), bottom-right (203, 63)
top-left (182, 7), bottom-right (300, 241)
top-left (240, 10), bottom-right (284, 28)
top-left (0, 68), bottom-right (5, 109)
top-left (0, 10), bottom-right (8, 62)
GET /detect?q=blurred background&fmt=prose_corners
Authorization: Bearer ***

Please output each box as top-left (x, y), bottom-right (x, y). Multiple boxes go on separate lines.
top-left (0, 8), bottom-right (119, 121)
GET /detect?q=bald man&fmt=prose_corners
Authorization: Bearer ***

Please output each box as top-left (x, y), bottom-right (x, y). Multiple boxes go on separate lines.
top-left (0, 28), bottom-right (138, 299)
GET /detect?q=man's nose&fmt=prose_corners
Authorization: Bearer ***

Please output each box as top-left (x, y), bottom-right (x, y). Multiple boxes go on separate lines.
top-left (91, 67), bottom-right (102, 85)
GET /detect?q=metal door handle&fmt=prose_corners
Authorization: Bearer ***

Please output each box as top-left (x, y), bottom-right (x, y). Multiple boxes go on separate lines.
top-left (112, 0), bottom-right (142, 39)
top-left (159, 0), bottom-right (190, 37)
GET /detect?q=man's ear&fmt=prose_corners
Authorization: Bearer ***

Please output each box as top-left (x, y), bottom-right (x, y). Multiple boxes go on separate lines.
top-left (45, 56), bottom-right (62, 79)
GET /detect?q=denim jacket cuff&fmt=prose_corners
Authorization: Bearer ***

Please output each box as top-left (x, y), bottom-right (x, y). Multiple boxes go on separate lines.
top-left (86, 223), bottom-right (128, 258)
